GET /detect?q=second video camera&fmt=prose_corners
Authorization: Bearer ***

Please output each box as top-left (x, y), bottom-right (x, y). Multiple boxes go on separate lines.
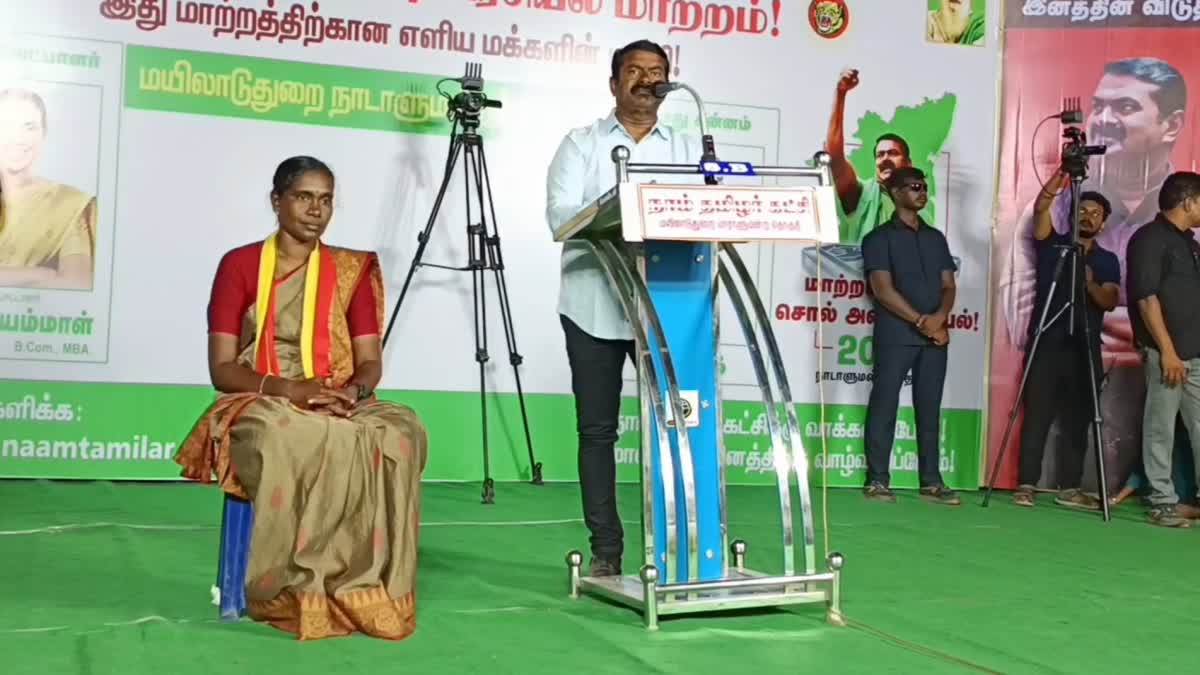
top-left (1061, 126), bottom-right (1106, 177)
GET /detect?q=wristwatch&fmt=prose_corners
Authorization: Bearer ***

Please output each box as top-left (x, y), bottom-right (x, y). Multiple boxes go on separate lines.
top-left (355, 384), bottom-right (372, 401)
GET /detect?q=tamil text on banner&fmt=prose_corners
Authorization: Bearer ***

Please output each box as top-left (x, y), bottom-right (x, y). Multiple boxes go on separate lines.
top-left (2, 0), bottom-right (998, 488)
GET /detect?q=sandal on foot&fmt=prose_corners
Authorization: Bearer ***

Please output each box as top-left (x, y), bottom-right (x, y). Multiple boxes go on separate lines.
top-left (1054, 488), bottom-right (1100, 511)
top-left (919, 484), bottom-right (962, 506)
top-left (1013, 486), bottom-right (1035, 508)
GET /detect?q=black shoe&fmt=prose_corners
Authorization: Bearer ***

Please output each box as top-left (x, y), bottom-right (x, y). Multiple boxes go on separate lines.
top-left (588, 556), bottom-right (622, 577)
top-left (863, 481), bottom-right (896, 503)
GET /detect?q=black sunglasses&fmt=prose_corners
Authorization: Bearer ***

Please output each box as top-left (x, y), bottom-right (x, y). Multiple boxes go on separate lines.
top-left (905, 182), bottom-right (928, 193)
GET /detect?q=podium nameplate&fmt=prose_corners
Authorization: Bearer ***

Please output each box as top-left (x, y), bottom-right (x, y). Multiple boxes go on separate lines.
top-left (626, 183), bottom-right (838, 243)
top-left (552, 183), bottom-right (839, 245)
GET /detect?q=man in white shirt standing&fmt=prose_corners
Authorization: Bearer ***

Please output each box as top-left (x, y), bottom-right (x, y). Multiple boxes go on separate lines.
top-left (545, 39), bottom-right (700, 577)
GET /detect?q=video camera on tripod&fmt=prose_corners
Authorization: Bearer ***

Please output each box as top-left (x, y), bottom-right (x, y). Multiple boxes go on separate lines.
top-left (441, 62), bottom-right (501, 124)
top-left (1061, 127), bottom-right (1107, 178)
top-left (384, 61), bottom-right (540, 504)
top-left (983, 97), bottom-right (1114, 519)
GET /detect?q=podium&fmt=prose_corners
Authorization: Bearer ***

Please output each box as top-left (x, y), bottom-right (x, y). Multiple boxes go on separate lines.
top-left (557, 147), bottom-right (846, 629)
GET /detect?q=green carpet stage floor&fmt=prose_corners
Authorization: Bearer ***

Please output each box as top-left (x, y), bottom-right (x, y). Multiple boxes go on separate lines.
top-left (0, 480), bottom-right (1194, 674)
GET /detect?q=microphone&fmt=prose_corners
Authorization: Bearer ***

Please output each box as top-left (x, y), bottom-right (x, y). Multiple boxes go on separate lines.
top-left (653, 80), bottom-right (718, 185)
top-left (653, 82), bottom-right (680, 98)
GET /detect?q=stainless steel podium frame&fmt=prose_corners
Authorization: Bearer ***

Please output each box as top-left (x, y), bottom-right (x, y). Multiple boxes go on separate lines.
top-left (554, 149), bottom-right (845, 630)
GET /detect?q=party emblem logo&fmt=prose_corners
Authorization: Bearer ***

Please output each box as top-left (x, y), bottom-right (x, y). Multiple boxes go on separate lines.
top-left (809, 0), bottom-right (849, 39)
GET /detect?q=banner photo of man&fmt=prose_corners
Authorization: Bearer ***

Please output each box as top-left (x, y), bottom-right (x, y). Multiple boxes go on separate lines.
top-left (926, 0), bottom-right (987, 46)
top-left (990, 4), bottom-right (1200, 499)
top-left (767, 23), bottom-right (993, 490)
top-left (824, 68), bottom-right (948, 244)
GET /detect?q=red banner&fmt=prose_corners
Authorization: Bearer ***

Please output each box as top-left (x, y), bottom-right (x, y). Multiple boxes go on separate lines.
top-left (988, 10), bottom-right (1200, 492)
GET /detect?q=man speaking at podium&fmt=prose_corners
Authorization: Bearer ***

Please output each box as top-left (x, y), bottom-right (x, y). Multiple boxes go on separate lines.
top-left (545, 39), bottom-right (701, 577)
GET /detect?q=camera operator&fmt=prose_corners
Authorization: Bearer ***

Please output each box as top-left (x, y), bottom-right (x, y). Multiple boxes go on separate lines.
top-left (1012, 168), bottom-right (1120, 509)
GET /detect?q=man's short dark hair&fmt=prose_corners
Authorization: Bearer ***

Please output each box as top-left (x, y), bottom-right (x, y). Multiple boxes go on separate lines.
top-left (1080, 191), bottom-right (1112, 220)
top-left (885, 166), bottom-right (925, 193)
top-left (1158, 171), bottom-right (1200, 211)
top-left (610, 40), bottom-right (670, 80)
top-left (875, 133), bottom-right (911, 159)
top-left (1104, 58), bottom-right (1187, 119)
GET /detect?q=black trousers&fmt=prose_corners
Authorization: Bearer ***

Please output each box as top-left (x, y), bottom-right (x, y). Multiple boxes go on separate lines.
top-left (1017, 345), bottom-right (1101, 489)
top-left (561, 315), bottom-right (634, 559)
top-left (864, 343), bottom-right (948, 487)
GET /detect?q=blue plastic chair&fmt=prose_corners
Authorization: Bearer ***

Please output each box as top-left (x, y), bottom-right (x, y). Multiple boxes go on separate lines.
top-left (215, 493), bottom-right (254, 620)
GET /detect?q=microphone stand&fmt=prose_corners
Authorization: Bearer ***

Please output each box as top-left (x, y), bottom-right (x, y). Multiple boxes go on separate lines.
top-left (658, 82), bottom-right (718, 185)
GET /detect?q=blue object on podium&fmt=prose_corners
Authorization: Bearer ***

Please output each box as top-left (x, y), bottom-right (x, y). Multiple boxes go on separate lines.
top-left (215, 493), bottom-right (253, 620)
top-left (556, 148), bottom-right (846, 629)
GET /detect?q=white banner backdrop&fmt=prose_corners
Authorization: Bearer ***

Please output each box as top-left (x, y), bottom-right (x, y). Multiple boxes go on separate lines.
top-left (0, 0), bottom-right (1000, 486)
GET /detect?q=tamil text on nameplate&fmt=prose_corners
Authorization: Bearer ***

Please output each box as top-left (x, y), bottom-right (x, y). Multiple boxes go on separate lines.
top-left (636, 185), bottom-right (826, 241)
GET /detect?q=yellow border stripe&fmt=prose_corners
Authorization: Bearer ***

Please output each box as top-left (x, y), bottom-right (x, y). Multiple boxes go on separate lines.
top-left (253, 233), bottom-right (278, 369)
top-left (300, 243), bottom-right (320, 379)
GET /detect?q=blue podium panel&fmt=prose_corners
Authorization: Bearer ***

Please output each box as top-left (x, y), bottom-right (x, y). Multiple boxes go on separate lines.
top-left (644, 240), bottom-right (723, 583)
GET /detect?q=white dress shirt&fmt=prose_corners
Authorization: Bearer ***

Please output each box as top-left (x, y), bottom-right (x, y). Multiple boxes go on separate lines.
top-left (545, 108), bottom-right (701, 340)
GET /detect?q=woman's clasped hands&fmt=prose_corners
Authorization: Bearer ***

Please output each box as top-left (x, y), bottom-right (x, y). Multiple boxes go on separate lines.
top-left (285, 377), bottom-right (358, 417)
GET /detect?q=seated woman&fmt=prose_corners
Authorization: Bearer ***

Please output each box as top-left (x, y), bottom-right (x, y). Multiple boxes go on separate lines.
top-left (174, 156), bottom-right (428, 641)
top-left (0, 87), bottom-right (97, 290)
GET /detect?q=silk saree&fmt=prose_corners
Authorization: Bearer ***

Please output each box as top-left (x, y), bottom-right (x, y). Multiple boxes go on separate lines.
top-left (175, 235), bottom-right (428, 641)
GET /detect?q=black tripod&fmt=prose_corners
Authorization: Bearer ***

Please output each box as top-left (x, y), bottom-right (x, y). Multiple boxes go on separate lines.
top-left (381, 85), bottom-right (543, 504)
top-left (982, 170), bottom-right (1111, 521)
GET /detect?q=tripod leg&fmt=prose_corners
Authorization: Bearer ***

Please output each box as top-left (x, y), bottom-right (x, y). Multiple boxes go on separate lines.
top-left (476, 255), bottom-right (495, 505)
top-left (464, 142), bottom-right (495, 505)
top-left (1085, 350), bottom-right (1111, 521)
top-left (983, 247), bottom-right (1073, 506)
top-left (475, 141), bottom-right (543, 485)
top-left (382, 135), bottom-right (465, 348)
top-left (982, 359), bottom-right (1038, 507)
top-left (1075, 261), bottom-right (1112, 521)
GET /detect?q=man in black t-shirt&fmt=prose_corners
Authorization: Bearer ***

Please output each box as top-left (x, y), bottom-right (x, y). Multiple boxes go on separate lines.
top-left (1126, 171), bottom-right (1200, 528)
top-left (860, 167), bottom-right (960, 505)
top-left (1013, 171), bottom-right (1120, 511)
